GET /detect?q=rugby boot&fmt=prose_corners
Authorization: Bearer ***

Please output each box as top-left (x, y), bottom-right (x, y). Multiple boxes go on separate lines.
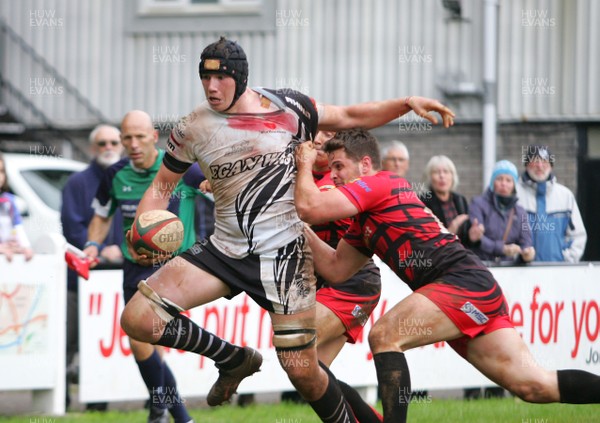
top-left (206, 347), bottom-right (262, 406)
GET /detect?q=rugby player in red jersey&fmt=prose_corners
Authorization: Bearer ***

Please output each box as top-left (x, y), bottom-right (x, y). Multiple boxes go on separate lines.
top-left (312, 130), bottom-right (381, 366)
top-left (295, 128), bottom-right (600, 423)
top-left (311, 130), bottom-right (383, 422)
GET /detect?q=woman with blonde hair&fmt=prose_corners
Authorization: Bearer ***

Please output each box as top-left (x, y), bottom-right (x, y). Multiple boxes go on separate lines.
top-left (420, 155), bottom-right (483, 245)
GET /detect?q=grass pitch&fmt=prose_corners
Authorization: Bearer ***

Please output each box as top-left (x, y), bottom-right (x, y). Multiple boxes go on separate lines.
top-left (2, 398), bottom-right (599, 422)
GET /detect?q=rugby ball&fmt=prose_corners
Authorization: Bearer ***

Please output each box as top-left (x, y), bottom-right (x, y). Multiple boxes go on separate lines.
top-left (130, 210), bottom-right (184, 256)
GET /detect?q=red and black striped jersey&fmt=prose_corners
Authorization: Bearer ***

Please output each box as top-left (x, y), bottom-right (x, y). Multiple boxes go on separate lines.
top-left (311, 170), bottom-right (353, 249)
top-left (339, 171), bottom-right (488, 291)
top-left (311, 170), bottom-right (381, 295)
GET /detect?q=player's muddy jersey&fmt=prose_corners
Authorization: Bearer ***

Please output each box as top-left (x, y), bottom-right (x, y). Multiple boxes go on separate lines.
top-left (165, 88), bottom-right (319, 258)
top-left (311, 170), bottom-right (353, 249)
top-left (339, 171), bottom-right (489, 291)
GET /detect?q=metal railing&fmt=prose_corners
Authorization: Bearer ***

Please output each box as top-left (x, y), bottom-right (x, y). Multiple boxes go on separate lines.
top-left (0, 72), bottom-right (56, 128)
top-left (0, 16), bottom-right (108, 123)
top-left (0, 72), bottom-right (83, 155)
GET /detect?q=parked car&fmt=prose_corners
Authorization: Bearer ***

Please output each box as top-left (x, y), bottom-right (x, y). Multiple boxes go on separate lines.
top-left (3, 153), bottom-right (86, 246)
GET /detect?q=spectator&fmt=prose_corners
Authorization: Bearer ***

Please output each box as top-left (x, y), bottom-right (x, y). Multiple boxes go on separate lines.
top-left (381, 140), bottom-right (410, 177)
top-left (421, 155), bottom-right (485, 400)
top-left (61, 124), bottom-right (124, 411)
top-left (84, 111), bottom-right (202, 423)
top-left (0, 152), bottom-right (33, 262)
top-left (420, 155), bottom-right (483, 246)
top-left (470, 160), bottom-right (535, 264)
top-left (516, 145), bottom-right (587, 262)
top-left (467, 159), bottom-right (535, 399)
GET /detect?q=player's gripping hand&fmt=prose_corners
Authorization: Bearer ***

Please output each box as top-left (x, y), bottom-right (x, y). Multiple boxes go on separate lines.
top-left (295, 141), bottom-right (317, 171)
top-left (125, 229), bottom-right (173, 267)
top-left (199, 179), bottom-right (212, 193)
top-left (406, 96), bottom-right (455, 128)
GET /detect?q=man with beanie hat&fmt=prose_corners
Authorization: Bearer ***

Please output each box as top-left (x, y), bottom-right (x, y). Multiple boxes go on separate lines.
top-left (469, 160), bottom-right (535, 263)
top-left (119, 36), bottom-right (455, 423)
top-left (516, 145), bottom-right (586, 262)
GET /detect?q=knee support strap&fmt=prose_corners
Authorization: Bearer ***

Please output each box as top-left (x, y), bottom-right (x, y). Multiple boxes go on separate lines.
top-left (137, 280), bottom-right (184, 323)
top-left (272, 326), bottom-right (316, 352)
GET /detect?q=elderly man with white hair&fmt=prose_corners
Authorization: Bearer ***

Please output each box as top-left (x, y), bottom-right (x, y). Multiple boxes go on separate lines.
top-left (61, 124), bottom-right (124, 412)
top-left (516, 144), bottom-right (586, 262)
top-left (381, 140), bottom-right (410, 177)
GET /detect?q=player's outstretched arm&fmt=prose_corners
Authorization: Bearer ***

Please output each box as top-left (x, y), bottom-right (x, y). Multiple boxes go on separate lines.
top-left (318, 96), bottom-right (455, 131)
top-left (305, 227), bottom-right (369, 283)
top-left (135, 164), bottom-right (183, 220)
top-left (294, 142), bottom-right (359, 224)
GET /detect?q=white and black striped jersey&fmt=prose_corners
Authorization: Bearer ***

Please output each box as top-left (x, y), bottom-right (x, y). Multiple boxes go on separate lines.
top-left (164, 88), bottom-right (319, 259)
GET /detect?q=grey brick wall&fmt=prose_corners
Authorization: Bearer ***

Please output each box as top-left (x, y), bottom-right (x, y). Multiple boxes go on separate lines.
top-left (373, 122), bottom-right (579, 203)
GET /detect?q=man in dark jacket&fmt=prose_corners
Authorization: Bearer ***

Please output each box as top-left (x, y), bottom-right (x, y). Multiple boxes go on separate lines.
top-left (61, 124), bottom-right (124, 411)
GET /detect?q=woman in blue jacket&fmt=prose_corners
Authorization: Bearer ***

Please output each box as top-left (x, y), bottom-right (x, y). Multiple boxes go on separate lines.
top-left (470, 160), bottom-right (535, 263)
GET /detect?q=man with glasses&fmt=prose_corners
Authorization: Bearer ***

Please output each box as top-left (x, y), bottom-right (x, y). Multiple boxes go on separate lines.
top-left (381, 141), bottom-right (409, 177)
top-left (61, 124), bottom-right (124, 411)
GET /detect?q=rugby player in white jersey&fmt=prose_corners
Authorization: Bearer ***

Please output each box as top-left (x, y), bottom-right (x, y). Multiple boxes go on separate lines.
top-left (120, 37), bottom-right (454, 422)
